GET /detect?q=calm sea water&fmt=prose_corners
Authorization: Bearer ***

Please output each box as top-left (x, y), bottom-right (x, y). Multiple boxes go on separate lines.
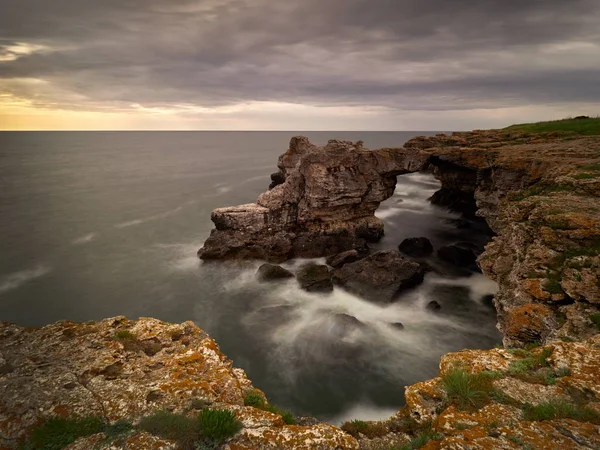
top-left (0, 131), bottom-right (501, 423)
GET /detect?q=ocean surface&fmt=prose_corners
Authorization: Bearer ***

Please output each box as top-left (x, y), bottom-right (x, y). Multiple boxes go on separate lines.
top-left (0, 131), bottom-right (501, 423)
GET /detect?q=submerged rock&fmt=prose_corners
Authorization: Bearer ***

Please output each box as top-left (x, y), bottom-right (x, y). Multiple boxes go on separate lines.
top-left (437, 243), bottom-right (478, 267)
top-left (426, 300), bottom-right (442, 312)
top-left (332, 250), bottom-right (425, 303)
top-left (325, 249), bottom-right (360, 268)
top-left (297, 264), bottom-right (333, 293)
top-left (398, 237), bottom-right (434, 257)
top-left (256, 263), bottom-right (294, 282)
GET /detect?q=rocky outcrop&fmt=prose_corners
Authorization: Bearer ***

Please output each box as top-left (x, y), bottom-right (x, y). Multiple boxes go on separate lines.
top-left (404, 130), bottom-right (600, 346)
top-left (199, 137), bottom-right (429, 262)
top-left (349, 335), bottom-right (600, 449)
top-left (297, 264), bottom-right (334, 293)
top-left (256, 263), bottom-right (294, 282)
top-left (331, 250), bottom-right (425, 303)
top-left (398, 237), bottom-right (434, 257)
top-left (0, 318), bottom-right (357, 450)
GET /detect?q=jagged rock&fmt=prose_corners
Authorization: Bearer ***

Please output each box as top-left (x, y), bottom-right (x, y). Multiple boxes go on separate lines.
top-left (426, 300), bottom-right (441, 312)
top-left (297, 264), bottom-right (333, 293)
top-left (330, 314), bottom-right (366, 337)
top-left (326, 249), bottom-right (360, 268)
top-left (398, 237), bottom-right (434, 257)
top-left (256, 263), bottom-right (294, 282)
top-left (0, 318), bottom-right (358, 450)
top-left (332, 250), bottom-right (425, 303)
top-left (437, 243), bottom-right (478, 267)
top-left (199, 137), bottom-right (429, 262)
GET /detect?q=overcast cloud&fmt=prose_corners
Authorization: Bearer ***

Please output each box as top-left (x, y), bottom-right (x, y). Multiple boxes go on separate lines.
top-left (1, 0), bottom-right (599, 129)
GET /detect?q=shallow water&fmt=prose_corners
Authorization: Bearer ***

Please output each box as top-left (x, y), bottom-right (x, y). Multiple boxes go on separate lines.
top-left (0, 131), bottom-right (501, 423)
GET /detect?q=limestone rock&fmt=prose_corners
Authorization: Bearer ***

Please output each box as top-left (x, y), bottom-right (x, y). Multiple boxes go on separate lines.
top-left (398, 237), bottom-right (434, 257)
top-left (0, 318), bottom-right (358, 450)
top-left (297, 264), bottom-right (333, 293)
top-left (256, 263), bottom-right (294, 282)
top-left (199, 137), bottom-right (429, 262)
top-left (325, 249), bottom-right (361, 268)
top-left (331, 250), bottom-right (425, 303)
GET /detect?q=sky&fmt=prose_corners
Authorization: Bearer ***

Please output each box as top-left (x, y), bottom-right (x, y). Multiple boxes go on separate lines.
top-left (0, 0), bottom-right (599, 130)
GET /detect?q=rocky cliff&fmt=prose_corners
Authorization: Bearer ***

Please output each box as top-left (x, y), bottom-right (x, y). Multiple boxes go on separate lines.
top-left (200, 131), bottom-right (600, 347)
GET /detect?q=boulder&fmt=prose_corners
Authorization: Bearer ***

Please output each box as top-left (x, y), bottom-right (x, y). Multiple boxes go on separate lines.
top-left (332, 250), bottom-right (426, 303)
top-left (256, 264), bottom-right (294, 282)
top-left (437, 243), bottom-right (478, 267)
top-left (398, 237), bottom-right (434, 257)
top-left (326, 250), bottom-right (360, 268)
top-left (426, 300), bottom-right (441, 312)
top-left (297, 264), bottom-right (333, 293)
top-left (390, 322), bottom-right (405, 330)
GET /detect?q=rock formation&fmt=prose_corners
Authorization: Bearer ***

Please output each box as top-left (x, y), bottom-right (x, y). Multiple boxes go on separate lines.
top-left (198, 137), bottom-right (429, 262)
top-left (0, 317), bottom-right (357, 449)
top-left (199, 130), bottom-right (600, 347)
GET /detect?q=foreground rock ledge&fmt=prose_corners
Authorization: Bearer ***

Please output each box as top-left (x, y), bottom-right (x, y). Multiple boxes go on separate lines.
top-left (3, 317), bottom-right (600, 449)
top-left (0, 317), bottom-right (357, 450)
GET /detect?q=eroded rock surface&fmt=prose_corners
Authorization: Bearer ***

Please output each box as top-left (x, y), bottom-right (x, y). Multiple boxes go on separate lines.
top-left (0, 318), bottom-right (357, 450)
top-left (331, 250), bottom-right (425, 303)
top-left (199, 137), bottom-right (429, 262)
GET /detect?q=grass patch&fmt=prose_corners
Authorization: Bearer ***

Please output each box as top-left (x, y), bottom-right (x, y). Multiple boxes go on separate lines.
top-left (243, 389), bottom-right (295, 424)
top-left (579, 164), bottom-right (600, 171)
top-left (523, 399), bottom-right (600, 424)
top-left (115, 329), bottom-right (135, 340)
top-left (197, 408), bottom-right (242, 443)
top-left (441, 369), bottom-right (497, 410)
top-left (590, 313), bottom-right (600, 329)
top-left (20, 416), bottom-right (105, 450)
top-left (503, 117), bottom-right (600, 136)
top-left (243, 389), bottom-right (267, 409)
top-left (398, 428), bottom-right (444, 450)
top-left (138, 410), bottom-right (199, 448)
top-left (341, 420), bottom-right (388, 439)
top-left (508, 348), bottom-right (552, 375)
top-left (572, 173), bottom-right (598, 180)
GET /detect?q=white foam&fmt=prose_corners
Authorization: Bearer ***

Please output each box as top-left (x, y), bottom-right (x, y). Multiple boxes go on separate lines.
top-left (0, 266), bottom-right (51, 294)
top-left (157, 242), bottom-right (205, 272)
top-left (72, 232), bottom-right (97, 244)
top-left (115, 206), bottom-right (183, 228)
top-left (328, 403), bottom-right (400, 425)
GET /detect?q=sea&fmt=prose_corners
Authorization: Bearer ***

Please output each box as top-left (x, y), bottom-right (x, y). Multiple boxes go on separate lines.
top-left (0, 131), bottom-right (501, 424)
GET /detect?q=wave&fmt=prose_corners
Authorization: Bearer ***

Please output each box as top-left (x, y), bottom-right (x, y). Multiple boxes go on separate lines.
top-left (72, 232), bottom-right (97, 244)
top-left (115, 206), bottom-right (183, 228)
top-left (0, 266), bottom-right (51, 295)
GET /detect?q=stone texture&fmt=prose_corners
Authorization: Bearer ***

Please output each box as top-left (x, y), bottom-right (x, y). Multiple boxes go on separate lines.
top-left (296, 264), bottom-right (333, 293)
top-left (398, 237), bottom-right (434, 257)
top-left (326, 249), bottom-right (361, 269)
top-left (0, 318), bottom-right (357, 450)
top-left (256, 263), bottom-right (294, 282)
top-left (199, 137), bottom-right (429, 262)
top-left (332, 250), bottom-right (425, 303)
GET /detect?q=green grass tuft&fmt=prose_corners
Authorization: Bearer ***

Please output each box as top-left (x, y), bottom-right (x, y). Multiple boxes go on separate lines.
top-left (503, 117), bottom-right (600, 135)
top-left (243, 389), bottom-right (266, 409)
top-left (115, 330), bottom-right (135, 340)
top-left (590, 313), bottom-right (600, 329)
top-left (138, 410), bottom-right (199, 448)
top-left (21, 416), bottom-right (105, 450)
top-left (441, 369), bottom-right (497, 410)
top-left (523, 399), bottom-right (600, 424)
top-left (197, 408), bottom-right (242, 443)
top-left (266, 404), bottom-right (296, 425)
top-left (508, 348), bottom-right (552, 376)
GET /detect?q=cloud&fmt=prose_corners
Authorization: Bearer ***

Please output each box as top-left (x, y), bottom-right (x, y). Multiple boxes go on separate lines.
top-left (0, 0), bottom-right (599, 128)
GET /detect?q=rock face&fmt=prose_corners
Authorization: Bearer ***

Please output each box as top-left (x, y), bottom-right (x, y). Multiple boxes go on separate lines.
top-left (297, 264), bottom-right (333, 293)
top-left (326, 249), bottom-right (361, 268)
top-left (404, 130), bottom-right (600, 347)
top-left (398, 237), bottom-right (434, 257)
top-left (331, 250), bottom-right (425, 303)
top-left (0, 317), bottom-right (358, 450)
top-left (256, 263), bottom-right (294, 282)
top-left (353, 336), bottom-right (600, 450)
top-left (199, 137), bottom-right (429, 262)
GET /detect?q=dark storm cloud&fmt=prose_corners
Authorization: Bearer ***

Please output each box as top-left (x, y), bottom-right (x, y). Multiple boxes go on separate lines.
top-left (1, 0), bottom-right (599, 112)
